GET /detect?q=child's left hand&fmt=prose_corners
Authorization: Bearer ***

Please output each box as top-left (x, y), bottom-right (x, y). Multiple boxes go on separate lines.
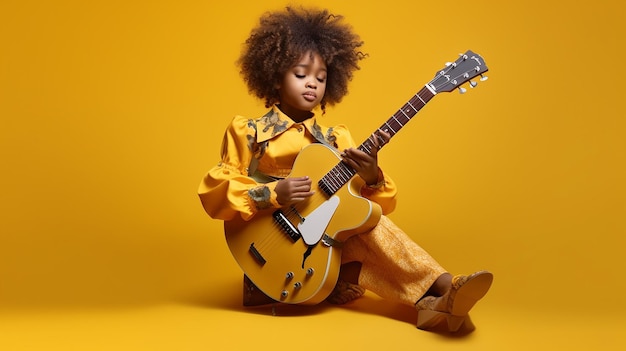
top-left (340, 129), bottom-right (390, 185)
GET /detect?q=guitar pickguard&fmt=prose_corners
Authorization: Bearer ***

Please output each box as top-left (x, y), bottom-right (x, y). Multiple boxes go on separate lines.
top-left (298, 195), bottom-right (340, 245)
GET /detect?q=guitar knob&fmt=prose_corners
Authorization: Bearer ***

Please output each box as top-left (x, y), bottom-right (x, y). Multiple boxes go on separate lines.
top-left (281, 290), bottom-right (289, 298)
top-left (306, 268), bottom-right (315, 276)
top-left (286, 272), bottom-right (294, 279)
top-left (294, 282), bottom-right (302, 289)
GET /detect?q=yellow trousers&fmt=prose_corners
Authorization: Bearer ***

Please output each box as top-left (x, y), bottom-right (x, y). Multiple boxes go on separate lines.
top-left (341, 215), bottom-right (447, 306)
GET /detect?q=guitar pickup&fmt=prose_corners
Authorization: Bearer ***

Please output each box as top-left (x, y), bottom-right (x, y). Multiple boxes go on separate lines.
top-left (273, 210), bottom-right (302, 242)
top-left (249, 243), bottom-right (266, 265)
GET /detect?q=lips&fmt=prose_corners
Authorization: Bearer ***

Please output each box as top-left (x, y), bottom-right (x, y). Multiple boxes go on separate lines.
top-left (303, 91), bottom-right (317, 101)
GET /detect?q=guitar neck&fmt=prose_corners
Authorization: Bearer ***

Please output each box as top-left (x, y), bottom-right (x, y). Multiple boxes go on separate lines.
top-left (319, 86), bottom-right (436, 196)
top-left (360, 86), bottom-right (435, 153)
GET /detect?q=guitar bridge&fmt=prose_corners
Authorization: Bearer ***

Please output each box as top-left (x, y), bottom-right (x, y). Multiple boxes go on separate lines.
top-left (273, 210), bottom-right (302, 242)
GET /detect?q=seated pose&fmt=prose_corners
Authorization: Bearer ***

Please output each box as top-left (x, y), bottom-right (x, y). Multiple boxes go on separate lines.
top-left (198, 7), bottom-right (493, 332)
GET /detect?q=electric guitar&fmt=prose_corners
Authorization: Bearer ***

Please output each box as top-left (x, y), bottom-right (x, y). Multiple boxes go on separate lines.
top-left (224, 50), bottom-right (489, 305)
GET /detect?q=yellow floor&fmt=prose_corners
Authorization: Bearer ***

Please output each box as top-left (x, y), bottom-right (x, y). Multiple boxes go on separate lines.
top-left (1, 288), bottom-right (622, 351)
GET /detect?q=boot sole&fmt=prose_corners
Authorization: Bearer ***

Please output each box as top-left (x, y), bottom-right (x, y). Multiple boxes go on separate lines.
top-left (450, 271), bottom-right (493, 316)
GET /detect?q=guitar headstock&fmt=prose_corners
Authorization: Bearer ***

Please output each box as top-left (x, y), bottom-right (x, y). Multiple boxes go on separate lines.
top-left (428, 50), bottom-right (488, 94)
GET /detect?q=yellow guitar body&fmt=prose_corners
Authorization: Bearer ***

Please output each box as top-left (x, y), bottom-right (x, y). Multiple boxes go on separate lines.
top-left (224, 143), bottom-right (382, 305)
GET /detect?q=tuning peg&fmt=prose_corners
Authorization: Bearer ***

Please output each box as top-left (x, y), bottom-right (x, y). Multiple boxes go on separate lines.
top-left (445, 62), bottom-right (452, 67)
top-left (480, 74), bottom-right (488, 81)
top-left (459, 87), bottom-right (467, 94)
top-left (469, 81), bottom-right (477, 88)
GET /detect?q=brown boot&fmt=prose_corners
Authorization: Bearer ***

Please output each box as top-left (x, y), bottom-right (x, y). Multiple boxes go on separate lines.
top-left (325, 279), bottom-right (366, 305)
top-left (415, 271), bottom-right (493, 332)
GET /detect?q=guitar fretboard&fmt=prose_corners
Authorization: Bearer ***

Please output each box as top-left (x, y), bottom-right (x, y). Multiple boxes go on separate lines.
top-left (318, 86), bottom-right (435, 196)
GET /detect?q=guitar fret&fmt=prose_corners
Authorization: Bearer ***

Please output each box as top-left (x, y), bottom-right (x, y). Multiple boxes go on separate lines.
top-left (361, 140), bottom-right (370, 153)
top-left (406, 100), bottom-right (418, 113)
top-left (410, 97), bottom-right (425, 111)
top-left (361, 138), bottom-right (373, 153)
top-left (399, 108), bottom-right (410, 120)
top-left (392, 115), bottom-right (404, 129)
top-left (396, 111), bottom-right (409, 123)
top-left (394, 117), bottom-right (404, 126)
top-left (370, 137), bottom-right (377, 151)
top-left (340, 164), bottom-right (355, 179)
top-left (326, 183), bottom-right (337, 194)
top-left (336, 165), bottom-right (350, 183)
top-left (319, 179), bottom-right (331, 196)
top-left (401, 104), bottom-right (414, 118)
top-left (329, 170), bottom-right (342, 189)
top-left (385, 120), bottom-right (397, 134)
top-left (335, 170), bottom-right (346, 184)
top-left (327, 183), bottom-right (337, 194)
top-left (415, 93), bottom-right (426, 105)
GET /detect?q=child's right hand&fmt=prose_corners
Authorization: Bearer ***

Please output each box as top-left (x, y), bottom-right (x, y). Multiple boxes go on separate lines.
top-left (275, 176), bottom-right (315, 205)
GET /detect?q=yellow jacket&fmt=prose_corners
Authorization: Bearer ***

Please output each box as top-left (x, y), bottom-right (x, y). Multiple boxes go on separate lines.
top-left (198, 106), bottom-right (397, 221)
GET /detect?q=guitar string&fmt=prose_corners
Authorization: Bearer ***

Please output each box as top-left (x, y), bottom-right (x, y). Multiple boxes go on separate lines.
top-left (255, 216), bottom-right (283, 254)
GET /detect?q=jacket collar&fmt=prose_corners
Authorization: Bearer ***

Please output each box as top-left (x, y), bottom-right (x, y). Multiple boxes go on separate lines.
top-left (255, 106), bottom-right (325, 144)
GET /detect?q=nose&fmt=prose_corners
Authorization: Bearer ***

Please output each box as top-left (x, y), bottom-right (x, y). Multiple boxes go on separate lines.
top-left (306, 80), bottom-right (317, 89)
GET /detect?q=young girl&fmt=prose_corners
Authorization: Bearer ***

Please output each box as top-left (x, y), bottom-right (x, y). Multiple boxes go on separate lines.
top-left (198, 6), bottom-right (492, 332)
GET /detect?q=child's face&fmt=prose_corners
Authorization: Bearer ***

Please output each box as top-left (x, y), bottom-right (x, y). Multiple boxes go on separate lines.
top-left (277, 51), bottom-right (327, 121)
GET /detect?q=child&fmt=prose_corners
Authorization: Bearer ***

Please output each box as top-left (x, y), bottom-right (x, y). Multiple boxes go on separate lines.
top-left (198, 6), bottom-right (493, 332)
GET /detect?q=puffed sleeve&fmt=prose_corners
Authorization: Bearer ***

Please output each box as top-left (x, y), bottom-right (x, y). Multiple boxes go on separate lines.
top-left (198, 116), bottom-right (280, 221)
top-left (329, 124), bottom-right (397, 215)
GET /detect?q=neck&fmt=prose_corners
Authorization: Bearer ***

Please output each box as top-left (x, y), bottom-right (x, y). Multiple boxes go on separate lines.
top-left (277, 104), bottom-right (314, 123)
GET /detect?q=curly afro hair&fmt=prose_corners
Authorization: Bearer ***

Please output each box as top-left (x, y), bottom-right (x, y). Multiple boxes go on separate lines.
top-left (237, 7), bottom-right (366, 112)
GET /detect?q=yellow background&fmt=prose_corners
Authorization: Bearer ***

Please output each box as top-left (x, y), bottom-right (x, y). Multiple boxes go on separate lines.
top-left (1, 0), bottom-right (624, 349)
